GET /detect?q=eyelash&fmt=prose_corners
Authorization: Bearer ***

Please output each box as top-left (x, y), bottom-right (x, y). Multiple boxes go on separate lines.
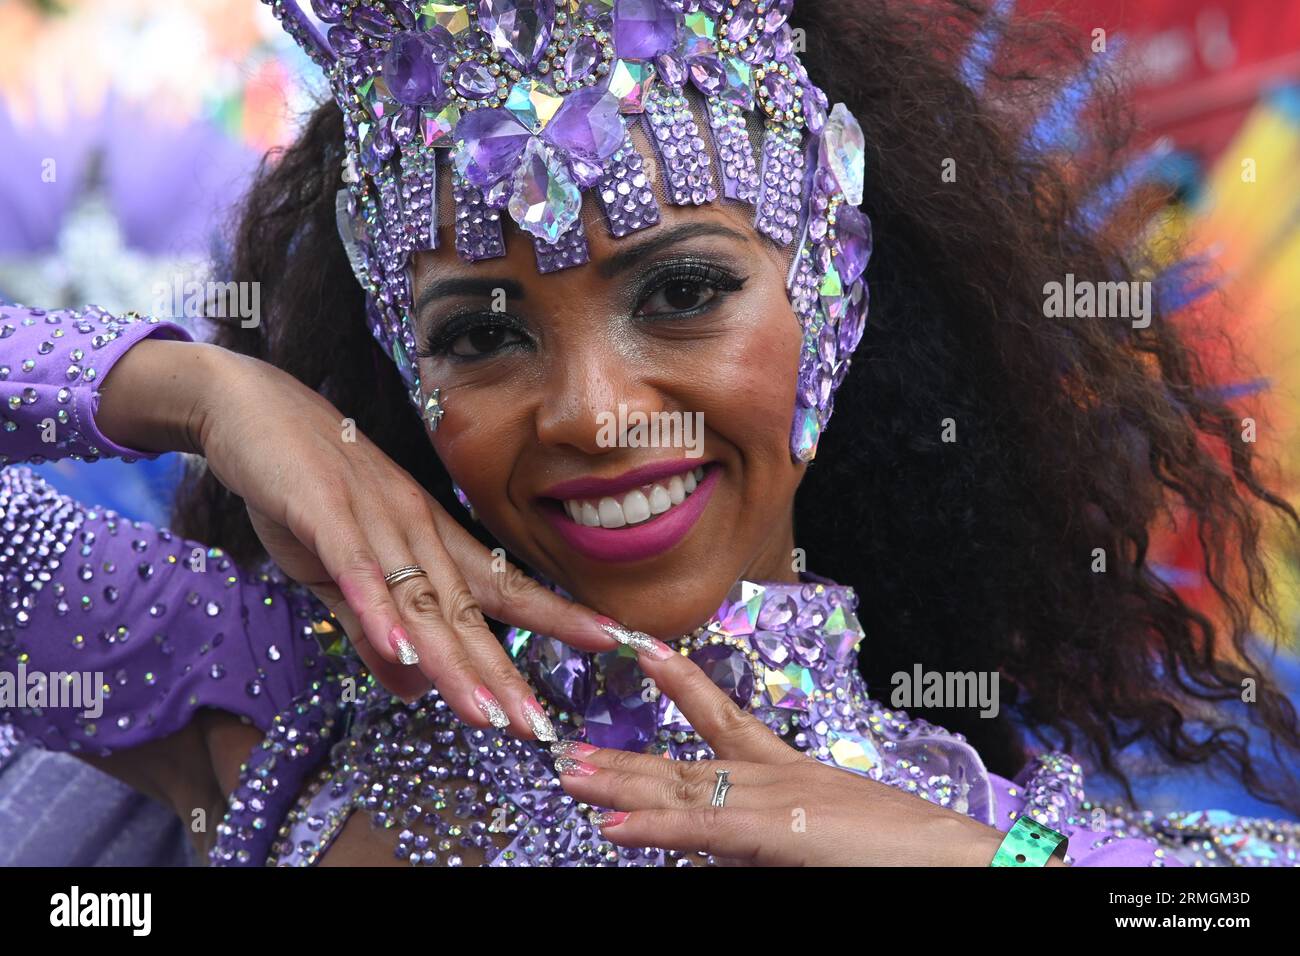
top-left (417, 262), bottom-right (748, 362)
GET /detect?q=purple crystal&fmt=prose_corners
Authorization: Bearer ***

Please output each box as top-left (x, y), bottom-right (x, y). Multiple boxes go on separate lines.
top-left (765, 0), bottom-right (793, 32)
top-left (544, 86), bottom-right (625, 161)
top-left (390, 105), bottom-right (419, 144)
top-left (772, 24), bottom-right (794, 59)
top-left (690, 644), bottom-right (754, 707)
top-left (740, 33), bottom-right (774, 63)
top-left (758, 594), bottom-right (797, 629)
top-left (328, 24), bottom-right (366, 56)
top-left (724, 1), bottom-right (757, 43)
top-left (688, 55), bottom-right (726, 95)
top-left (832, 205), bottom-right (872, 284)
top-left (790, 633), bottom-right (825, 668)
top-left (837, 283), bottom-right (868, 354)
top-left (383, 31), bottom-right (449, 105)
top-left (350, 4), bottom-right (394, 38)
top-left (761, 71), bottom-right (796, 112)
top-left (583, 654), bottom-right (656, 750)
top-left (529, 636), bottom-right (590, 710)
top-left (311, 0), bottom-right (345, 23)
top-left (476, 0), bottom-right (556, 72)
top-left (392, 1), bottom-right (417, 30)
top-left (584, 696), bottom-right (655, 750)
top-left (564, 34), bottom-right (602, 81)
top-left (453, 60), bottom-right (498, 99)
top-left (612, 0), bottom-right (683, 60)
top-left (655, 51), bottom-right (687, 88)
top-left (451, 108), bottom-right (532, 188)
top-left (754, 632), bottom-right (792, 668)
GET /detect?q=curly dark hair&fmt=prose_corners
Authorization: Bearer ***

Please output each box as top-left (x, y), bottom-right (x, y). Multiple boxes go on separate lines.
top-left (174, 0), bottom-right (1300, 815)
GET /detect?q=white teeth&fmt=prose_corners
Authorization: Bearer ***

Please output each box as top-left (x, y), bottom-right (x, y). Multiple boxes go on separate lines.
top-left (622, 489), bottom-right (652, 524)
top-left (597, 497), bottom-right (627, 528)
top-left (560, 465), bottom-right (710, 529)
top-left (648, 485), bottom-right (672, 515)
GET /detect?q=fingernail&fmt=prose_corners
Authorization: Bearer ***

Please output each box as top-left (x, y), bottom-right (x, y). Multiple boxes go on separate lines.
top-left (595, 616), bottom-right (675, 661)
top-left (522, 697), bottom-right (557, 742)
top-left (591, 811), bottom-right (628, 828)
top-left (550, 740), bottom-right (598, 758)
top-left (473, 686), bottom-right (510, 729)
top-left (555, 757), bottom-right (598, 777)
top-left (389, 626), bottom-right (420, 665)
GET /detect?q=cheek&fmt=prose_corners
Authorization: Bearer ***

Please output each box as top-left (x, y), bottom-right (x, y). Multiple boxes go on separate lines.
top-left (422, 388), bottom-right (522, 507)
top-left (697, 305), bottom-right (801, 453)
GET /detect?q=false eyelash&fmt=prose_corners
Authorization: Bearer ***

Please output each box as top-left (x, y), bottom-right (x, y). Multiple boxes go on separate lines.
top-left (416, 311), bottom-right (531, 360)
top-left (635, 261), bottom-right (748, 311)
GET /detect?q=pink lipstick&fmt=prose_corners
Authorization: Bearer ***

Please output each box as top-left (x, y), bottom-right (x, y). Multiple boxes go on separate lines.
top-left (538, 462), bottom-right (720, 563)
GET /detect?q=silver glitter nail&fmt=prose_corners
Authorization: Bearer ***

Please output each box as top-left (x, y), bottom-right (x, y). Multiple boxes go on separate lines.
top-left (554, 756), bottom-right (588, 775)
top-left (523, 702), bottom-right (557, 742)
top-left (394, 636), bottom-right (420, 666)
top-left (598, 620), bottom-right (661, 655)
top-left (550, 740), bottom-right (582, 757)
top-left (475, 693), bottom-right (510, 729)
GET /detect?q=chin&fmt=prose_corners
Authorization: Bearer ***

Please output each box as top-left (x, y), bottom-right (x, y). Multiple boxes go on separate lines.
top-left (568, 574), bottom-right (736, 642)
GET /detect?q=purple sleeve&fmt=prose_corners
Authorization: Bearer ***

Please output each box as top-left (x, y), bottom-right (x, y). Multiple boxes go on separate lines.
top-left (0, 303), bottom-right (192, 464)
top-left (0, 303), bottom-right (329, 754)
top-left (0, 466), bottom-right (330, 753)
top-left (988, 772), bottom-right (1186, 867)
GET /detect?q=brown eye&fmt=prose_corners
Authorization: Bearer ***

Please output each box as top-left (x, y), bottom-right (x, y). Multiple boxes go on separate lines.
top-left (451, 324), bottom-right (522, 357)
top-left (638, 279), bottom-right (718, 316)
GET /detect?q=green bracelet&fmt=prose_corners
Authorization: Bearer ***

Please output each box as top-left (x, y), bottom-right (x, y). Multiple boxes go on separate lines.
top-left (990, 816), bottom-right (1068, 866)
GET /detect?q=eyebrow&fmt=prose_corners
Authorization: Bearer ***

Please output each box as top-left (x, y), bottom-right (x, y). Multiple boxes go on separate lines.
top-left (598, 222), bottom-right (754, 278)
top-left (414, 276), bottom-right (526, 319)
top-left (414, 221), bottom-right (752, 317)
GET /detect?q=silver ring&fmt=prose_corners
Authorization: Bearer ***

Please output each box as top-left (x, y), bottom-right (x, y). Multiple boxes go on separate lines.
top-left (710, 769), bottom-right (732, 808)
top-left (383, 565), bottom-right (428, 589)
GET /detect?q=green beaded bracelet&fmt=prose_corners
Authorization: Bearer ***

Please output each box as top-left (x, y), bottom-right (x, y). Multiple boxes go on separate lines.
top-left (990, 816), bottom-right (1068, 866)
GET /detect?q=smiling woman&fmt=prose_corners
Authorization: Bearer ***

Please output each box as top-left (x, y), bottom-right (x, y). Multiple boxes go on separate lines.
top-left (2, 0), bottom-right (1299, 870)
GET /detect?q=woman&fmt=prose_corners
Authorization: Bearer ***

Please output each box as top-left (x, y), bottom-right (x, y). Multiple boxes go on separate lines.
top-left (1, 0), bottom-right (1298, 866)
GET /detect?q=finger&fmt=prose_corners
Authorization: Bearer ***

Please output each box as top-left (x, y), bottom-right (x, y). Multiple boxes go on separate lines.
top-left (308, 514), bottom-right (420, 672)
top-left (366, 541), bottom-right (495, 731)
top-left (556, 758), bottom-right (782, 811)
top-left (634, 650), bottom-right (799, 764)
top-left (557, 743), bottom-right (783, 784)
top-left (408, 531), bottom-right (557, 742)
top-left (429, 504), bottom-right (620, 653)
top-left (593, 808), bottom-right (769, 863)
top-left (323, 597), bottom-right (432, 702)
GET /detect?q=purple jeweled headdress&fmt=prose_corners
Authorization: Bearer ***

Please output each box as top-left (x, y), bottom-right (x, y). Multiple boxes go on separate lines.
top-left (263, 0), bottom-right (871, 462)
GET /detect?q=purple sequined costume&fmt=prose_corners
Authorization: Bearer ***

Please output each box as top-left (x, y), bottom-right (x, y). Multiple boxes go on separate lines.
top-left (1, 304), bottom-right (1296, 867)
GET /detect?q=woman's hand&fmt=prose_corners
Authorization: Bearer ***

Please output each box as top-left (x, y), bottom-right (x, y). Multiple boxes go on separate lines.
top-left (97, 338), bottom-right (620, 739)
top-left (555, 640), bottom-right (1015, 866)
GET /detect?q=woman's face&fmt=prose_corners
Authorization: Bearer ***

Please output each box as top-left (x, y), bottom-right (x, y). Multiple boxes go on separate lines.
top-left (411, 198), bottom-right (806, 639)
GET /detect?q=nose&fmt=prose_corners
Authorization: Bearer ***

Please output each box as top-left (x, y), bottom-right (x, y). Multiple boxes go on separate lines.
top-left (533, 343), bottom-right (664, 456)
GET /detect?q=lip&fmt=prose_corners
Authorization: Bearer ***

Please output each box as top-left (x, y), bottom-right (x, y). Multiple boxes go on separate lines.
top-left (539, 458), bottom-right (714, 501)
top-left (538, 463), bottom-right (721, 563)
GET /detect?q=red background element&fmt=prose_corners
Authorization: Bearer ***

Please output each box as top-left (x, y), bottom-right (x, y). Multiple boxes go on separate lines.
top-left (1021, 0), bottom-right (1300, 159)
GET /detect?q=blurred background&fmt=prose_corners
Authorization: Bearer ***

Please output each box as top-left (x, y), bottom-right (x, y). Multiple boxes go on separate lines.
top-left (0, 0), bottom-right (1297, 861)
